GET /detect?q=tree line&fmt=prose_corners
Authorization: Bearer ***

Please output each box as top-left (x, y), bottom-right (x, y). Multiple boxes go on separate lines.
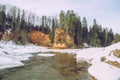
top-left (59, 10), bottom-right (117, 47)
top-left (0, 4), bottom-right (119, 47)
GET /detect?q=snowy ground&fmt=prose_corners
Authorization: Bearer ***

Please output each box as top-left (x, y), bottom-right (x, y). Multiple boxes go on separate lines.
top-left (0, 41), bottom-right (46, 69)
top-left (0, 41), bottom-right (120, 80)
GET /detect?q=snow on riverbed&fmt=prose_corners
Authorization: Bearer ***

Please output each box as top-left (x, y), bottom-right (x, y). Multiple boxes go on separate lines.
top-left (37, 54), bottom-right (55, 57)
top-left (0, 41), bottom-right (47, 69)
top-left (0, 41), bottom-right (120, 80)
top-left (0, 56), bottom-right (24, 69)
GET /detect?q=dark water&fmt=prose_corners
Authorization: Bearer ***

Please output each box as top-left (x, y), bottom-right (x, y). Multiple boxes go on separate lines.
top-left (0, 52), bottom-right (92, 80)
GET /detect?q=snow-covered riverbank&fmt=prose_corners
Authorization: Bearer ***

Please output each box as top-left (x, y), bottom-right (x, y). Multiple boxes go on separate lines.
top-left (0, 40), bottom-right (120, 80)
top-left (0, 41), bottom-right (46, 69)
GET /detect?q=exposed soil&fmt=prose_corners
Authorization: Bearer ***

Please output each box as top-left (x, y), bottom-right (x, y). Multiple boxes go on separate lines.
top-left (107, 61), bottom-right (120, 68)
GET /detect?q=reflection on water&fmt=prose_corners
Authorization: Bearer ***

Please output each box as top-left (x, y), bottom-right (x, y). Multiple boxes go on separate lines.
top-left (0, 52), bottom-right (92, 80)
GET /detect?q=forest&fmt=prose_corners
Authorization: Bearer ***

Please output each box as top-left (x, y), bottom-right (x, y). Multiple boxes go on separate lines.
top-left (0, 4), bottom-right (120, 47)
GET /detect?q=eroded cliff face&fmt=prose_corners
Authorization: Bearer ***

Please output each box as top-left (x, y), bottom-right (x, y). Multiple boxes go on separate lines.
top-left (52, 28), bottom-right (75, 49)
top-left (28, 28), bottom-right (75, 49)
top-left (28, 31), bottom-right (50, 47)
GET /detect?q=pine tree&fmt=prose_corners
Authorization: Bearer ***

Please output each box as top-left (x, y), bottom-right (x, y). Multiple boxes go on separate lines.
top-left (82, 17), bottom-right (88, 43)
top-left (113, 33), bottom-right (120, 43)
top-left (74, 18), bottom-right (82, 46)
top-left (0, 10), bottom-right (6, 32)
top-left (101, 29), bottom-right (107, 46)
top-left (64, 10), bottom-right (77, 37)
top-left (106, 28), bottom-right (114, 46)
top-left (59, 10), bottom-right (65, 28)
top-left (50, 18), bottom-right (55, 44)
top-left (41, 16), bottom-right (45, 32)
top-left (88, 27), bottom-right (95, 46)
top-left (92, 19), bottom-right (101, 46)
top-left (20, 10), bottom-right (26, 30)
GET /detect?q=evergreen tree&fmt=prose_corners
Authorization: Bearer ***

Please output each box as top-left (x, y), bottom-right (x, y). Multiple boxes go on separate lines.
top-left (64, 10), bottom-right (77, 38)
top-left (20, 10), bottom-right (26, 31)
top-left (106, 28), bottom-right (114, 46)
top-left (41, 16), bottom-right (45, 32)
top-left (74, 18), bottom-right (82, 46)
top-left (88, 27), bottom-right (95, 46)
top-left (50, 18), bottom-right (55, 44)
top-left (101, 29), bottom-right (107, 46)
top-left (113, 33), bottom-right (120, 43)
top-left (59, 10), bottom-right (65, 27)
top-left (82, 17), bottom-right (88, 43)
top-left (92, 19), bottom-right (101, 46)
top-left (0, 10), bottom-right (6, 32)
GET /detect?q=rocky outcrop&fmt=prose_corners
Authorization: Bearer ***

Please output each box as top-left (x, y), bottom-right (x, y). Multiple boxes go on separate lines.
top-left (28, 31), bottom-right (50, 47)
top-left (28, 28), bottom-right (75, 49)
top-left (113, 49), bottom-right (120, 58)
top-left (52, 28), bottom-right (75, 49)
top-left (1, 30), bottom-right (12, 41)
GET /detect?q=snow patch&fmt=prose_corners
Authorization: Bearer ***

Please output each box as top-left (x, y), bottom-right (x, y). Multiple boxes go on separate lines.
top-left (0, 56), bottom-right (24, 69)
top-left (0, 41), bottom-right (46, 69)
top-left (89, 62), bottom-right (120, 80)
top-left (37, 54), bottom-right (55, 57)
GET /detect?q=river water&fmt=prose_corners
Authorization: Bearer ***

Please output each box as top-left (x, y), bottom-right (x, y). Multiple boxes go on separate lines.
top-left (0, 52), bottom-right (92, 80)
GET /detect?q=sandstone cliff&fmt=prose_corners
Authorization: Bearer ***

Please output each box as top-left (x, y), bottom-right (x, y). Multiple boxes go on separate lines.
top-left (52, 28), bottom-right (75, 49)
top-left (28, 31), bottom-right (50, 47)
top-left (28, 28), bottom-right (75, 49)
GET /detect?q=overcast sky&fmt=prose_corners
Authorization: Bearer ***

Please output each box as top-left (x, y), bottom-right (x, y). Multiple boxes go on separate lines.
top-left (0, 0), bottom-right (120, 33)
